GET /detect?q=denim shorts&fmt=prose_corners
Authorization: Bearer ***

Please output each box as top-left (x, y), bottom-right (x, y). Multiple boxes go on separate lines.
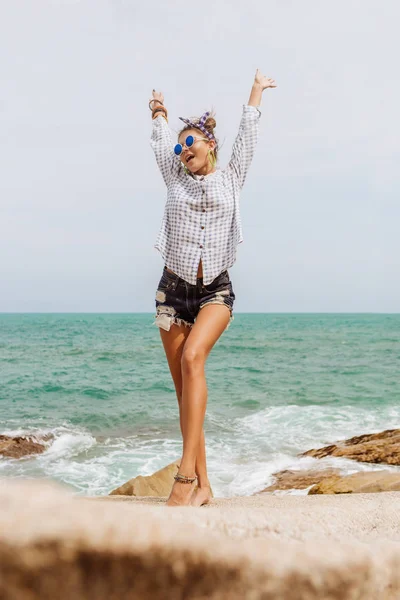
top-left (153, 266), bottom-right (235, 331)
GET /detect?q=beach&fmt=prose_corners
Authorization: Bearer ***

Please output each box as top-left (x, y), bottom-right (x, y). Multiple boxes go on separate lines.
top-left (2, 0), bottom-right (399, 595)
top-left (2, 313), bottom-right (399, 498)
top-left (1, 313), bottom-right (400, 596)
top-left (1, 479), bottom-right (400, 599)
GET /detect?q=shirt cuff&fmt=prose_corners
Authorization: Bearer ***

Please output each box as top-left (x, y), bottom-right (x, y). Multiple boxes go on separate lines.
top-left (243, 104), bottom-right (262, 117)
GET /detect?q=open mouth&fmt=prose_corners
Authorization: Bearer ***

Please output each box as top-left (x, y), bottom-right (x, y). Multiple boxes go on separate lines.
top-left (186, 155), bottom-right (194, 164)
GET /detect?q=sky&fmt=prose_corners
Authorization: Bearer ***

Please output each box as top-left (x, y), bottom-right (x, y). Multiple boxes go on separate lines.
top-left (0, 0), bottom-right (399, 312)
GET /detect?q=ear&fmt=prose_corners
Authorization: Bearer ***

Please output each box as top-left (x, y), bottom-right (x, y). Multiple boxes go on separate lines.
top-left (209, 139), bottom-right (216, 151)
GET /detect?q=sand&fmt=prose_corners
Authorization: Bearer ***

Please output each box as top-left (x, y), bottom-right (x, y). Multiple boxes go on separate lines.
top-left (1, 480), bottom-right (400, 599)
top-left (99, 492), bottom-right (400, 544)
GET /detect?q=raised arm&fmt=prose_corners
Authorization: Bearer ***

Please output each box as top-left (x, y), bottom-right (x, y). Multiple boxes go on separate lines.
top-left (227, 69), bottom-right (277, 188)
top-left (149, 89), bottom-right (179, 186)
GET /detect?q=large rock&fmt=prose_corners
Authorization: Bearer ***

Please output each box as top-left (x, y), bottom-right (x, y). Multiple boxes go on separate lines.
top-left (0, 434), bottom-right (52, 459)
top-left (110, 461), bottom-right (214, 499)
top-left (300, 428), bottom-right (400, 465)
top-left (110, 460), bottom-right (181, 496)
top-left (309, 471), bottom-right (400, 495)
top-left (2, 480), bottom-right (400, 599)
top-left (257, 468), bottom-right (342, 493)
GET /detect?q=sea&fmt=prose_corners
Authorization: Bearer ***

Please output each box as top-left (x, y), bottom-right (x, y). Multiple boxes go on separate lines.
top-left (1, 313), bottom-right (399, 497)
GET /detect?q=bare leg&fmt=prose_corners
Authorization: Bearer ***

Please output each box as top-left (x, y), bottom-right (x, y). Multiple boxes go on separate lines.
top-left (166, 303), bottom-right (231, 507)
top-left (159, 323), bottom-right (210, 491)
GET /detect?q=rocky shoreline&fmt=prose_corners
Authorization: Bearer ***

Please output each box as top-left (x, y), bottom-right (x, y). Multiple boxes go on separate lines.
top-left (2, 428), bottom-right (400, 496)
top-left (0, 433), bottom-right (53, 459)
top-left (109, 427), bottom-right (400, 497)
top-left (2, 428), bottom-right (400, 598)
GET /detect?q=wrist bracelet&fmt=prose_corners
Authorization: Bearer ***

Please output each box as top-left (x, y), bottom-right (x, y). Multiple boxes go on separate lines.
top-left (152, 110), bottom-right (168, 122)
top-left (152, 106), bottom-right (167, 115)
top-left (152, 113), bottom-right (168, 121)
top-left (153, 113), bottom-right (168, 123)
top-left (152, 108), bottom-right (168, 119)
top-left (149, 99), bottom-right (164, 111)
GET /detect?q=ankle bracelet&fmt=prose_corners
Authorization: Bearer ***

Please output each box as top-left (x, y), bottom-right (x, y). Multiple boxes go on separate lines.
top-left (174, 473), bottom-right (197, 484)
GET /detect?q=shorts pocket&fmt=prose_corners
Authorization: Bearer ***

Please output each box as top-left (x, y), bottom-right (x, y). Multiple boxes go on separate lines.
top-left (202, 270), bottom-right (230, 294)
top-left (157, 271), bottom-right (177, 293)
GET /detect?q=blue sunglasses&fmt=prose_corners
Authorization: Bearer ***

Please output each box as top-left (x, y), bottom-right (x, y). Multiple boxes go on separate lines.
top-left (174, 135), bottom-right (209, 156)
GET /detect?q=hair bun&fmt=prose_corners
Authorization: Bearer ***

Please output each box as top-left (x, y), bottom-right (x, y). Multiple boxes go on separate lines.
top-left (204, 116), bottom-right (216, 131)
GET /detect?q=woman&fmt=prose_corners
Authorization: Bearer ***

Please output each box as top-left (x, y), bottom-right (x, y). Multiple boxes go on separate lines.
top-left (149, 69), bottom-right (276, 507)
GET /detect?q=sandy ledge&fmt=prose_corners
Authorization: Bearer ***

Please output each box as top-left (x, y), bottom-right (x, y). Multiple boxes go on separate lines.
top-left (93, 491), bottom-right (400, 544)
top-left (1, 480), bottom-right (400, 599)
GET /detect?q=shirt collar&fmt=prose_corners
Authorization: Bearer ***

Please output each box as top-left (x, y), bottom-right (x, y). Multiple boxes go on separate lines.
top-left (190, 168), bottom-right (220, 181)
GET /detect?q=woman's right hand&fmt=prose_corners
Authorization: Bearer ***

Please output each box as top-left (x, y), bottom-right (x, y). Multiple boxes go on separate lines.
top-left (151, 89), bottom-right (164, 106)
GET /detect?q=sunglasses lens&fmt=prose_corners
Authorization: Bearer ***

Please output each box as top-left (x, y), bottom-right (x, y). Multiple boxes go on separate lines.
top-left (186, 135), bottom-right (194, 147)
top-left (174, 144), bottom-right (183, 156)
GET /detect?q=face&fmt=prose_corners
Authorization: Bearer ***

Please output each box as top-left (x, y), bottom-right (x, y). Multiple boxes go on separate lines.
top-left (177, 129), bottom-right (216, 173)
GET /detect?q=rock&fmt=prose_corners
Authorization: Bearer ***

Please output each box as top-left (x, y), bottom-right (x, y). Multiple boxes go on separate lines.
top-left (299, 428), bottom-right (400, 465)
top-left (257, 468), bottom-right (342, 493)
top-left (109, 460), bottom-right (181, 496)
top-left (0, 434), bottom-right (52, 459)
top-left (109, 461), bottom-right (214, 498)
top-left (309, 471), bottom-right (400, 494)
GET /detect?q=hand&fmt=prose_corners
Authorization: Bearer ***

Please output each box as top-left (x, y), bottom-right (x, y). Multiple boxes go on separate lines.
top-left (254, 69), bottom-right (277, 90)
top-left (150, 89), bottom-right (164, 106)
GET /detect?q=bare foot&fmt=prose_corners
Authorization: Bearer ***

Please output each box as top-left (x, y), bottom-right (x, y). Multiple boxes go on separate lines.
top-left (190, 485), bottom-right (212, 507)
top-left (166, 477), bottom-right (197, 507)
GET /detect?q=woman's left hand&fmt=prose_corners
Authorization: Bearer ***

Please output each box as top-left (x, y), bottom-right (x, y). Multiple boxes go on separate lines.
top-left (254, 69), bottom-right (277, 90)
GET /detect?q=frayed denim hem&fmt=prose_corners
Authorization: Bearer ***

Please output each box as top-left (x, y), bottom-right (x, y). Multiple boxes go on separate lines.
top-left (153, 306), bottom-right (194, 332)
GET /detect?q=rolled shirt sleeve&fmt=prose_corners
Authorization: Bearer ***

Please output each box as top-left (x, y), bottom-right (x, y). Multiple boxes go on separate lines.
top-left (227, 105), bottom-right (261, 189)
top-left (150, 115), bottom-right (180, 186)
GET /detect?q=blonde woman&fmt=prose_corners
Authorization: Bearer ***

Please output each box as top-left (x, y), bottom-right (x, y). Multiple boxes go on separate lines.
top-left (149, 69), bottom-right (276, 507)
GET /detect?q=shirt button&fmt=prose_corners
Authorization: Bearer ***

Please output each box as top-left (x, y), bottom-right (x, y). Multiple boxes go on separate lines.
top-left (202, 209), bottom-right (206, 212)
top-left (201, 226), bottom-right (204, 229)
top-left (199, 244), bottom-right (203, 248)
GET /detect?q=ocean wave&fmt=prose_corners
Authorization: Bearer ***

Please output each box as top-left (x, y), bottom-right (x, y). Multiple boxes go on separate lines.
top-left (41, 431), bottom-right (96, 460)
top-left (81, 387), bottom-right (112, 400)
top-left (236, 403), bottom-right (400, 455)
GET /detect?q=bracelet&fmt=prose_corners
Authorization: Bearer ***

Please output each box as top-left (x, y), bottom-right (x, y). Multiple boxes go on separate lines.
top-left (152, 111), bottom-right (168, 123)
top-left (149, 98), bottom-right (163, 111)
top-left (152, 106), bottom-right (168, 116)
top-left (152, 108), bottom-right (168, 120)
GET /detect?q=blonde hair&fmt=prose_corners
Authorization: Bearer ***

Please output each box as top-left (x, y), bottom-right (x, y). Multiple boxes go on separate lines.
top-left (178, 112), bottom-right (218, 160)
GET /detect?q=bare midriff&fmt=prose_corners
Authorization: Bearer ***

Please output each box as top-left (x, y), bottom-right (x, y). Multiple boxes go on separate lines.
top-left (166, 259), bottom-right (203, 279)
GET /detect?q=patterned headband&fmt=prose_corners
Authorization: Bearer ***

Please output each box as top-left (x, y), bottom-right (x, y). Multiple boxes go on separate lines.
top-left (178, 111), bottom-right (217, 145)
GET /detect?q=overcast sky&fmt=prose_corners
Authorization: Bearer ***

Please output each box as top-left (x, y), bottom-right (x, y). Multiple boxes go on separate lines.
top-left (1, 0), bottom-right (399, 312)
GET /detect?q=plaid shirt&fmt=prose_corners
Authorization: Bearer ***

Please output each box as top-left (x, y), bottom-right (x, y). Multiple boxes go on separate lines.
top-left (150, 105), bottom-right (261, 285)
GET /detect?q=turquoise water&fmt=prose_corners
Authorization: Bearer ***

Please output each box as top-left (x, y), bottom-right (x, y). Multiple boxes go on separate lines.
top-left (1, 313), bottom-right (399, 497)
